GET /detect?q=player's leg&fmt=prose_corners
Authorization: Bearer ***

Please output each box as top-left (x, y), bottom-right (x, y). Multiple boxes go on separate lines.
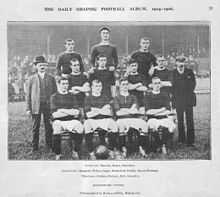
top-left (42, 105), bottom-right (53, 150)
top-left (32, 114), bottom-right (41, 151)
top-left (185, 106), bottom-right (195, 146)
top-left (176, 107), bottom-right (186, 143)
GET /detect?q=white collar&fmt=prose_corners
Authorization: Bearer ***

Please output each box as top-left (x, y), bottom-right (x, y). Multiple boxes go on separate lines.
top-left (120, 92), bottom-right (129, 97)
top-left (152, 90), bottom-right (160, 95)
top-left (99, 41), bottom-right (110, 45)
top-left (38, 72), bottom-right (45, 78)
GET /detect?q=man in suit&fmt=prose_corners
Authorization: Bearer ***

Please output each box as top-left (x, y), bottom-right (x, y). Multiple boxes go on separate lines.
top-left (26, 56), bottom-right (57, 152)
top-left (172, 57), bottom-right (196, 146)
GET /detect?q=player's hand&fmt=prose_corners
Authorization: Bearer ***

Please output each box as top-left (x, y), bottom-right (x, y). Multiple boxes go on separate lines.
top-left (109, 66), bottom-right (115, 71)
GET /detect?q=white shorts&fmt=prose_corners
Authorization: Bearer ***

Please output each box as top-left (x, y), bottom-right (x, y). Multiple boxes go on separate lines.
top-left (84, 118), bottom-right (118, 134)
top-left (116, 118), bottom-right (148, 133)
top-left (52, 120), bottom-right (84, 134)
top-left (146, 117), bottom-right (176, 133)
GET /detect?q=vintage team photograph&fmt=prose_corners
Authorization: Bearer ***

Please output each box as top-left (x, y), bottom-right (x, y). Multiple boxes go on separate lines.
top-left (8, 21), bottom-right (210, 160)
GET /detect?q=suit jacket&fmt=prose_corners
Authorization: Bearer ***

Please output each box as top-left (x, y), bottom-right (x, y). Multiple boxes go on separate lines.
top-left (26, 73), bottom-right (57, 114)
top-left (172, 68), bottom-right (196, 108)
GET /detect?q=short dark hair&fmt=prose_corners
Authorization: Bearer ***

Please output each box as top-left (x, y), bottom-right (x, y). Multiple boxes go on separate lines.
top-left (97, 54), bottom-right (107, 60)
top-left (119, 77), bottom-right (128, 83)
top-left (70, 58), bottom-right (80, 64)
top-left (152, 76), bottom-right (161, 83)
top-left (56, 76), bottom-right (69, 84)
top-left (128, 58), bottom-right (138, 65)
top-left (140, 37), bottom-right (151, 42)
top-left (99, 26), bottom-right (111, 33)
top-left (91, 79), bottom-right (102, 86)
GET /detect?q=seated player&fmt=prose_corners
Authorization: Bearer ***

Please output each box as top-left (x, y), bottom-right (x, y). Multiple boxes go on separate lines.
top-left (50, 77), bottom-right (83, 160)
top-left (84, 79), bottom-right (118, 158)
top-left (89, 54), bottom-right (116, 98)
top-left (68, 58), bottom-right (90, 108)
top-left (151, 56), bottom-right (172, 96)
top-left (144, 77), bottom-right (176, 154)
top-left (113, 78), bottom-right (148, 157)
top-left (127, 58), bottom-right (148, 107)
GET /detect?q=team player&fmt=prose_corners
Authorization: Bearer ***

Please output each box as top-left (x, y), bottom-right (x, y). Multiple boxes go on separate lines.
top-left (84, 79), bottom-right (118, 156)
top-left (68, 58), bottom-right (90, 108)
top-left (56, 39), bottom-right (84, 75)
top-left (89, 54), bottom-right (116, 98)
top-left (151, 56), bottom-right (172, 96)
top-left (90, 27), bottom-right (118, 71)
top-left (144, 77), bottom-right (176, 154)
top-left (127, 58), bottom-right (148, 107)
top-left (113, 78), bottom-right (148, 157)
top-left (50, 77), bottom-right (84, 160)
top-left (131, 37), bottom-right (157, 83)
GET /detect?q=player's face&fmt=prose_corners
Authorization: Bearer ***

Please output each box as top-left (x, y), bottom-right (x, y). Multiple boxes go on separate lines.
top-left (97, 57), bottom-right (107, 69)
top-left (65, 41), bottom-right (75, 52)
top-left (70, 60), bottom-right (80, 73)
top-left (152, 79), bottom-right (161, 92)
top-left (100, 30), bottom-right (110, 41)
top-left (120, 80), bottom-right (129, 92)
top-left (176, 62), bottom-right (185, 74)
top-left (140, 39), bottom-right (150, 50)
top-left (92, 82), bottom-right (102, 94)
top-left (36, 62), bottom-right (47, 73)
top-left (130, 62), bottom-right (138, 73)
top-left (59, 80), bottom-right (69, 93)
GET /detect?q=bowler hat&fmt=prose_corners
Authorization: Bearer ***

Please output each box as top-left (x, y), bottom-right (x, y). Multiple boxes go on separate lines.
top-left (176, 56), bottom-right (186, 63)
top-left (33, 56), bottom-right (47, 65)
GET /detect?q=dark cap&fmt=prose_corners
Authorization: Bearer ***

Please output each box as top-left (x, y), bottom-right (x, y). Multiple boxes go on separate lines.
top-left (176, 56), bottom-right (186, 63)
top-left (99, 26), bottom-right (111, 33)
top-left (33, 56), bottom-right (47, 65)
top-left (128, 58), bottom-right (138, 65)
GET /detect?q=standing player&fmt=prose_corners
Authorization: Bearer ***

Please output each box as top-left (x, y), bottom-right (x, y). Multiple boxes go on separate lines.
top-left (84, 79), bottom-right (118, 155)
top-left (56, 39), bottom-right (84, 75)
top-left (113, 78), bottom-right (148, 157)
top-left (50, 77), bottom-right (83, 160)
top-left (172, 57), bottom-right (196, 147)
top-left (90, 27), bottom-right (118, 71)
top-left (131, 37), bottom-right (157, 83)
top-left (68, 58), bottom-right (90, 108)
top-left (127, 59), bottom-right (148, 107)
top-left (89, 54), bottom-right (116, 98)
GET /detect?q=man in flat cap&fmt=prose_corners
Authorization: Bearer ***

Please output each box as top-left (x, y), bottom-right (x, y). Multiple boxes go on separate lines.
top-left (172, 57), bottom-right (196, 146)
top-left (26, 56), bottom-right (57, 152)
top-left (90, 27), bottom-right (118, 72)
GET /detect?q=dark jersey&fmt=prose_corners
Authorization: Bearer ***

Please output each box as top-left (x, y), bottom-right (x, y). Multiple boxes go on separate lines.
top-left (56, 52), bottom-right (84, 75)
top-left (127, 73), bottom-right (146, 107)
top-left (89, 69), bottom-right (115, 98)
top-left (113, 94), bottom-right (138, 118)
top-left (153, 68), bottom-right (172, 95)
top-left (144, 91), bottom-right (170, 110)
top-left (50, 92), bottom-right (79, 121)
top-left (68, 73), bottom-right (88, 107)
top-left (91, 44), bottom-right (118, 68)
top-left (84, 94), bottom-right (112, 119)
top-left (131, 51), bottom-right (156, 82)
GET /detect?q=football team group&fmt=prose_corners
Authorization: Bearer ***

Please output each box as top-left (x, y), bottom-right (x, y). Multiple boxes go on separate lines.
top-left (26, 27), bottom-right (196, 160)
